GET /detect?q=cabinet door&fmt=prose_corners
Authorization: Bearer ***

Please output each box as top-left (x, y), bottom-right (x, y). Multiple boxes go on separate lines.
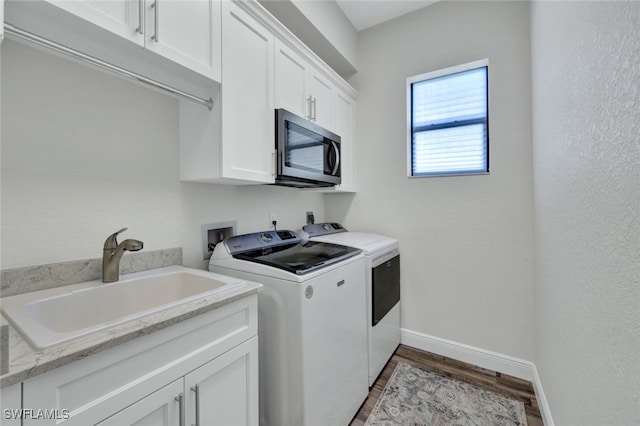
top-left (308, 70), bottom-right (333, 130)
top-left (46, 0), bottom-right (144, 45)
top-left (185, 336), bottom-right (259, 426)
top-left (275, 39), bottom-right (310, 119)
top-left (144, 0), bottom-right (221, 81)
top-left (1, 384), bottom-right (21, 426)
top-left (96, 379), bottom-right (182, 426)
top-left (221, 1), bottom-right (275, 183)
top-left (333, 88), bottom-right (356, 192)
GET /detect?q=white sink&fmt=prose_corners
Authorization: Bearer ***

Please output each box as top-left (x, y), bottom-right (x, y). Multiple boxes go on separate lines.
top-left (1, 266), bottom-right (247, 350)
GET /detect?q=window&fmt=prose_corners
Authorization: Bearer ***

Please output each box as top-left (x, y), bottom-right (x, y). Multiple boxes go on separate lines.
top-left (407, 59), bottom-right (489, 177)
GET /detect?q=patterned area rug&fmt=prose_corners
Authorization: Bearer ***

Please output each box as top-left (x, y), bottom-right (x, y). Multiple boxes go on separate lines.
top-left (365, 362), bottom-right (528, 426)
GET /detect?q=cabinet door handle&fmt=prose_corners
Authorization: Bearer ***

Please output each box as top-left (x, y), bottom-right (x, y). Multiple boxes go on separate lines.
top-left (306, 96), bottom-right (313, 120)
top-left (136, 0), bottom-right (143, 34)
top-left (312, 96), bottom-right (317, 121)
top-left (151, 0), bottom-right (159, 42)
top-left (191, 384), bottom-right (201, 426)
top-left (175, 392), bottom-right (185, 426)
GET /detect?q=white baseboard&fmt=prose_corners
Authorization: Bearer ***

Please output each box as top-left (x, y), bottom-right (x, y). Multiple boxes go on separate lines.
top-left (400, 328), bottom-right (554, 425)
top-left (400, 328), bottom-right (534, 379)
top-left (531, 363), bottom-right (555, 426)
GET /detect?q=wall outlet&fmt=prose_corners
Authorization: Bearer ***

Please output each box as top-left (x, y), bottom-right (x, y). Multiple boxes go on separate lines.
top-left (202, 221), bottom-right (237, 260)
top-left (306, 211), bottom-right (315, 225)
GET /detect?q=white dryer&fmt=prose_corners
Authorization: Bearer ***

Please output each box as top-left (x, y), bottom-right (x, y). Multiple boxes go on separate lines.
top-left (209, 229), bottom-right (368, 426)
top-left (303, 223), bottom-right (401, 386)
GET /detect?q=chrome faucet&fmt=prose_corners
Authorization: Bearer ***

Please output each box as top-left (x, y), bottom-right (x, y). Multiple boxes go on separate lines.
top-left (102, 227), bottom-right (144, 283)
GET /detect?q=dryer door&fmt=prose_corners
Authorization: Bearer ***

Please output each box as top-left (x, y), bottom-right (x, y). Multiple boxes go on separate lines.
top-left (372, 254), bottom-right (400, 326)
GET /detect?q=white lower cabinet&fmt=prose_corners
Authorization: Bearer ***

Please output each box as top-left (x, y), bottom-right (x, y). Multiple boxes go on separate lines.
top-left (96, 379), bottom-right (183, 426)
top-left (98, 337), bottom-right (258, 426)
top-left (1, 384), bottom-right (21, 426)
top-left (184, 337), bottom-right (258, 426)
top-left (21, 295), bottom-right (258, 426)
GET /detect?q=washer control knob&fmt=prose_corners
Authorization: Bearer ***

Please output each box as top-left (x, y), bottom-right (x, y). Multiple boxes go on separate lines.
top-left (322, 223), bottom-right (332, 231)
top-left (260, 232), bottom-right (273, 243)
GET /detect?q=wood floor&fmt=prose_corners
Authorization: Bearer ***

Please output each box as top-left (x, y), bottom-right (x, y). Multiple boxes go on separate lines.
top-left (350, 345), bottom-right (543, 426)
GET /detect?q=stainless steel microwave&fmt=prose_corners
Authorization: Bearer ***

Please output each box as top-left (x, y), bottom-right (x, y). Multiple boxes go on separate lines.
top-left (275, 109), bottom-right (341, 188)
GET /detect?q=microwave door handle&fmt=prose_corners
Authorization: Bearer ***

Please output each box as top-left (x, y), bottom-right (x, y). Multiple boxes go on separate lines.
top-left (330, 141), bottom-right (340, 175)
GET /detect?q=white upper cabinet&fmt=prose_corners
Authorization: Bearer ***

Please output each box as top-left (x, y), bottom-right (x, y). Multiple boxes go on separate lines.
top-left (8, 0), bottom-right (221, 82)
top-left (42, 0), bottom-right (145, 45)
top-left (332, 87), bottom-right (357, 192)
top-left (144, 0), bottom-right (221, 81)
top-left (273, 38), bottom-right (357, 193)
top-left (274, 39), bottom-right (335, 131)
top-left (275, 39), bottom-right (310, 118)
top-left (308, 69), bottom-right (334, 131)
top-left (5, 0), bottom-right (357, 189)
top-left (220, 0), bottom-right (275, 183)
top-left (179, 0), bottom-right (276, 184)
top-left (272, 26), bottom-right (358, 192)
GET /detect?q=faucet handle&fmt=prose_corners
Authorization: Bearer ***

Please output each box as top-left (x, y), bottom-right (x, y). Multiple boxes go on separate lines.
top-left (104, 227), bottom-right (128, 249)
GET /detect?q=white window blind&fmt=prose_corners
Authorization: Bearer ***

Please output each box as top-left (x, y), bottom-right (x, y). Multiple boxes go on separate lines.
top-left (407, 60), bottom-right (489, 177)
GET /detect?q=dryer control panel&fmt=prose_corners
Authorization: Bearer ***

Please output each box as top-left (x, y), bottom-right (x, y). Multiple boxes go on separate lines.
top-left (225, 230), bottom-right (301, 254)
top-left (302, 222), bottom-right (346, 237)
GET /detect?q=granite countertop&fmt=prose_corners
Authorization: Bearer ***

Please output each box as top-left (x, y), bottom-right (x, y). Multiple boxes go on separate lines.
top-left (0, 266), bottom-right (262, 388)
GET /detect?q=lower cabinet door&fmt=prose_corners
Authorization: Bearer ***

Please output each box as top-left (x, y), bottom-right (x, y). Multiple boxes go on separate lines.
top-left (96, 379), bottom-right (183, 426)
top-left (1, 384), bottom-right (21, 426)
top-left (185, 336), bottom-right (259, 426)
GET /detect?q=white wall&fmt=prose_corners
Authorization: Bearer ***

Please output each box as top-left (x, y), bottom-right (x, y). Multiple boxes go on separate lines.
top-left (1, 40), bottom-right (325, 271)
top-left (291, 0), bottom-right (357, 66)
top-left (531, 2), bottom-right (640, 424)
top-left (326, 1), bottom-right (534, 360)
top-left (258, 0), bottom-right (358, 77)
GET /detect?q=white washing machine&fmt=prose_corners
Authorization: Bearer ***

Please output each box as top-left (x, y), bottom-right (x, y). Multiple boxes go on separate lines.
top-left (303, 223), bottom-right (401, 387)
top-left (209, 229), bottom-right (368, 426)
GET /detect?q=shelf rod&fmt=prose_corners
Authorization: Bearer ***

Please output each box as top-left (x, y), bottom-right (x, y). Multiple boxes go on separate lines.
top-left (3, 23), bottom-right (215, 111)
